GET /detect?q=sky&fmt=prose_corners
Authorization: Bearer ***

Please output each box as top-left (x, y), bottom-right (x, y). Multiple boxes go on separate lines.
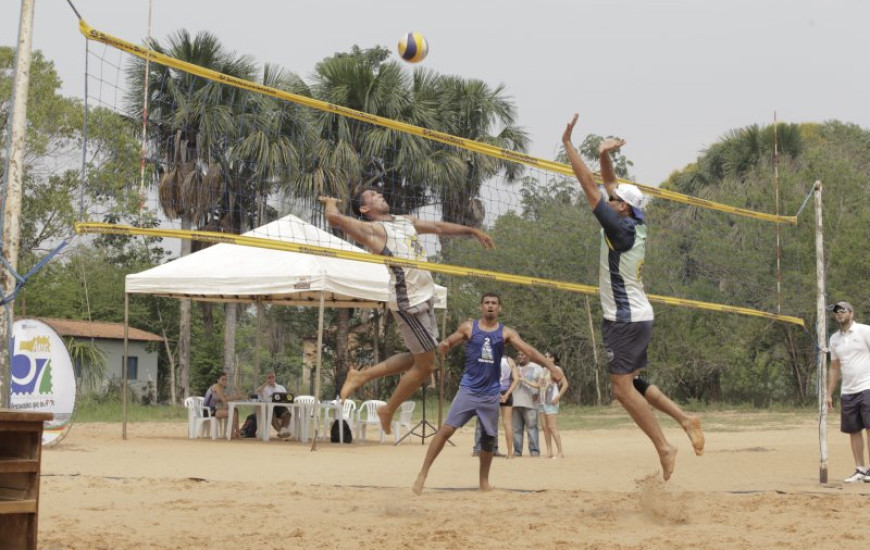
top-left (3, 0), bottom-right (870, 187)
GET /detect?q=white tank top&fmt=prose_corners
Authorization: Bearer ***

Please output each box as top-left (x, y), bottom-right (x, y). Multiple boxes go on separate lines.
top-left (499, 357), bottom-right (512, 391)
top-left (380, 216), bottom-right (434, 311)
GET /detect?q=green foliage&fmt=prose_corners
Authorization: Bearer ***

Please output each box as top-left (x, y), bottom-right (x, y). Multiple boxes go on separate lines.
top-left (65, 337), bottom-right (107, 394)
top-left (578, 134), bottom-right (633, 179)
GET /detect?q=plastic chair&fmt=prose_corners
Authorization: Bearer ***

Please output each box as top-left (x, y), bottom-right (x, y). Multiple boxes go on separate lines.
top-left (293, 395), bottom-right (318, 442)
top-left (322, 399), bottom-right (357, 440)
top-left (356, 400), bottom-right (387, 443)
top-left (184, 396), bottom-right (216, 439)
top-left (392, 401), bottom-right (416, 444)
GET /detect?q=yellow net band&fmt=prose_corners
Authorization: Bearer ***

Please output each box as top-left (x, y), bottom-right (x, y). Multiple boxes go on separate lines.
top-left (79, 20), bottom-right (797, 226)
top-left (75, 222), bottom-right (806, 327)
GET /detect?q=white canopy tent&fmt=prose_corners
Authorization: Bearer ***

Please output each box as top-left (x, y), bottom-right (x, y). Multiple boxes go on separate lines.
top-left (122, 214), bottom-right (446, 414)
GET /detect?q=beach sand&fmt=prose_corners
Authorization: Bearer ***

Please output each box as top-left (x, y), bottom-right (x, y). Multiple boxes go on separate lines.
top-left (36, 414), bottom-right (869, 549)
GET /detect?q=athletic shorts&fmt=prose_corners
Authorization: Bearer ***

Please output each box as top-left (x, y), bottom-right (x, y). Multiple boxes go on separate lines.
top-left (602, 319), bottom-right (653, 375)
top-left (392, 298), bottom-right (438, 355)
top-left (840, 389), bottom-right (870, 434)
top-left (445, 387), bottom-right (500, 436)
top-left (499, 391), bottom-right (513, 407)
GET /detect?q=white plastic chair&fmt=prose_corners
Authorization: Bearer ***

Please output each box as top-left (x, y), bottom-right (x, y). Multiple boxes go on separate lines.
top-left (356, 400), bottom-right (387, 443)
top-left (293, 395), bottom-right (318, 442)
top-left (322, 399), bottom-right (357, 440)
top-left (184, 396), bottom-right (216, 439)
top-left (392, 401), bottom-right (416, 444)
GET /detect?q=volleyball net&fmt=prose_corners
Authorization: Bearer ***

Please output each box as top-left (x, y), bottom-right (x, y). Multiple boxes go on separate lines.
top-left (73, 19), bottom-right (812, 330)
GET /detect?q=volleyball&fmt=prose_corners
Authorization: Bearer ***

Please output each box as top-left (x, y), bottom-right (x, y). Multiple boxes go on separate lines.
top-left (398, 32), bottom-right (429, 63)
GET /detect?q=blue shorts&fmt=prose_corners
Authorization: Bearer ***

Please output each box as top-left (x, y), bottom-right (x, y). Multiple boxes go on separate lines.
top-left (445, 387), bottom-right (500, 436)
top-left (540, 403), bottom-right (559, 415)
top-left (602, 319), bottom-right (653, 375)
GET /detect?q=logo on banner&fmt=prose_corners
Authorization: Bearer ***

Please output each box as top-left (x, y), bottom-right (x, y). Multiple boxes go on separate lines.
top-left (11, 319), bottom-right (77, 446)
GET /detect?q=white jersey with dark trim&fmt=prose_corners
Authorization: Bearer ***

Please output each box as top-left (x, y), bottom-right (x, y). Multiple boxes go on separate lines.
top-left (379, 216), bottom-right (434, 311)
top-left (593, 200), bottom-right (654, 323)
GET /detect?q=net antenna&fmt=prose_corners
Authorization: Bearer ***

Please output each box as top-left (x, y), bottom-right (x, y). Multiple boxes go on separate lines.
top-left (774, 111), bottom-right (782, 314)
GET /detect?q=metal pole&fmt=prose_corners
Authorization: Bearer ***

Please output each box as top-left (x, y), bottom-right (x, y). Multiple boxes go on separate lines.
top-left (123, 293), bottom-right (130, 440)
top-left (438, 310), bottom-right (446, 427)
top-left (0, 0), bottom-right (36, 408)
top-left (137, 0), bottom-right (153, 222)
top-left (814, 181), bottom-right (828, 484)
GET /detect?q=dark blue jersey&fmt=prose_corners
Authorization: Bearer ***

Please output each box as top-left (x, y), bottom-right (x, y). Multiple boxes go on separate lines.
top-left (460, 321), bottom-right (504, 395)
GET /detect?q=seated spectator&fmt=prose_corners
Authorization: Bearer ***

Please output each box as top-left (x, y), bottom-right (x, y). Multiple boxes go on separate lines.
top-left (257, 372), bottom-right (292, 438)
top-left (204, 373), bottom-right (244, 438)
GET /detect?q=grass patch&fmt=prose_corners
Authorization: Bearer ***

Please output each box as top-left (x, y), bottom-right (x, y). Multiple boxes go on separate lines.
top-left (74, 399), bottom-right (187, 423)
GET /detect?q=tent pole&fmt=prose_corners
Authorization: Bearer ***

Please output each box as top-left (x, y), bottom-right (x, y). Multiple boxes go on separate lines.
top-left (438, 309), bottom-right (447, 427)
top-left (254, 299), bottom-right (262, 380)
top-left (123, 293), bottom-right (129, 440)
top-left (315, 292), bottom-right (325, 400)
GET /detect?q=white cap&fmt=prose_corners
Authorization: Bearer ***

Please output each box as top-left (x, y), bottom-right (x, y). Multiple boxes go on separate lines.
top-left (614, 184), bottom-right (645, 220)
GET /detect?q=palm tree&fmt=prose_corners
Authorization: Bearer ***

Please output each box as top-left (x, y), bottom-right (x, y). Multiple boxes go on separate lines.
top-left (306, 46), bottom-right (455, 212)
top-left (432, 75), bottom-right (530, 229)
top-left (125, 30), bottom-right (308, 397)
top-left (65, 338), bottom-right (107, 394)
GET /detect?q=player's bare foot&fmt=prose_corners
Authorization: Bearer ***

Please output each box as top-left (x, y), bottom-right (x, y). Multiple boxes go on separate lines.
top-left (659, 444), bottom-right (677, 481)
top-left (411, 473), bottom-right (425, 495)
top-left (377, 405), bottom-right (393, 435)
top-left (682, 416), bottom-right (705, 456)
top-left (339, 368), bottom-right (364, 400)
top-left (480, 481), bottom-right (494, 492)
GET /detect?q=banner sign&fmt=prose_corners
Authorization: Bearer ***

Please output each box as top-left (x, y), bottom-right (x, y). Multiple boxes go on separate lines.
top-left (11, 319), bottom-right (77, 446)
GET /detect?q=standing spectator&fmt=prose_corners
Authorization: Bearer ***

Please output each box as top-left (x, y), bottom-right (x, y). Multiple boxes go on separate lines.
top-left (825, 301), bottom-right (870, 482)
top-left (539, 352), bottom-right (569, 459)
top-left (512, 351), bottom-right (543, 457)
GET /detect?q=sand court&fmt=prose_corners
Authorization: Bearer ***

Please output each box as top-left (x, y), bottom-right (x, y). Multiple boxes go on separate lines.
top-left (36, 415), bottom-right (869, 550)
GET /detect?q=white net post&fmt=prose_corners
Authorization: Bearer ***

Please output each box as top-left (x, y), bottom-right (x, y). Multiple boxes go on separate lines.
top-left (814, 181), bottom-right (828, 484)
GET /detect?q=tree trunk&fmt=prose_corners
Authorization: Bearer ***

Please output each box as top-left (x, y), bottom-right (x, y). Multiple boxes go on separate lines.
top-left (783, 325), bottom-right (809, 401)
top-left (178, 213), bottom-right (193, 398)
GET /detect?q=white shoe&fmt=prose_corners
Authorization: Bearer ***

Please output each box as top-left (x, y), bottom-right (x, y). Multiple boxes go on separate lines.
top-left (277, 427), bottom-right (292, 439)
top-left (843, 468), bottom-right (869, 483)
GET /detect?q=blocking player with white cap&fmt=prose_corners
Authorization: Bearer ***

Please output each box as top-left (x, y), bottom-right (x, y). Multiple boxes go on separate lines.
top-left (561, 113), bottom-right (704, 481)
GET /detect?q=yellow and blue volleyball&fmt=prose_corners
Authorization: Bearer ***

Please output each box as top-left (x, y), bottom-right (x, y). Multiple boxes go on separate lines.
top-left (398, 32), bottom-right (429, 63)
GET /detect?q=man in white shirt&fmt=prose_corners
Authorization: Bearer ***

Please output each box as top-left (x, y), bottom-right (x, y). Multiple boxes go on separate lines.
top-left (825, 301), bottom-right (870, 483)
top-left (511, 352), bottom-right (542, 457)
top-left (258, 372), bottom-right (291, 437)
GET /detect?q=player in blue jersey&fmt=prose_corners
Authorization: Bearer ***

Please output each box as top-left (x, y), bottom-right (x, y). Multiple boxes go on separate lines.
top-left (412, 293), bottom-right (561, 495)
top-left (562, 114), bottom-right (704, 481)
